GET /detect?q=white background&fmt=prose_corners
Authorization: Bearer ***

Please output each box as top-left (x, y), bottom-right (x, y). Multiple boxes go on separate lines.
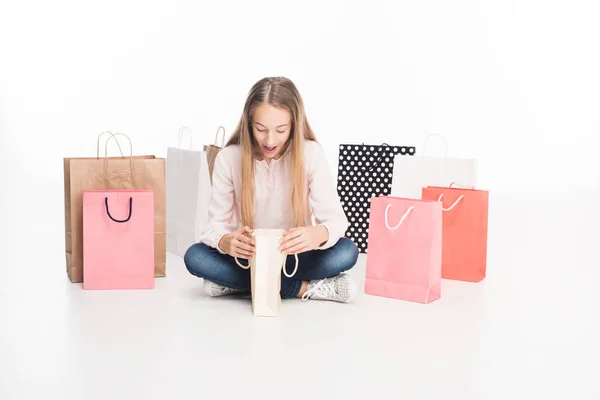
top-left (1, 1), bottom-right (599, 399)
top-left (1, 0), bottom-right (599, 191)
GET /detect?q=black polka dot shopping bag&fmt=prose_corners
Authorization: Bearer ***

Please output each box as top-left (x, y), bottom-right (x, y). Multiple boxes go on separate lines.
top-left (336, 143), bottom-right (416, 253)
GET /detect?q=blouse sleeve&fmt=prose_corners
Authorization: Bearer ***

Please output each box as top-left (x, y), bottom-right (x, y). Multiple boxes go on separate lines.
top-left (306, 141), bottom-right (349, 249)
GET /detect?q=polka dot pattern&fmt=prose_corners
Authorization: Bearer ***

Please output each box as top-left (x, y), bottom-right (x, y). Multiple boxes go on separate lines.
top-left (337, 143), bottom-right (416, 253)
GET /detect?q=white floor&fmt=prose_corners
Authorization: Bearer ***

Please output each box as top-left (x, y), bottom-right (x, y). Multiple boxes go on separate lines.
top-left (1, 186), bottom-right (599, 399)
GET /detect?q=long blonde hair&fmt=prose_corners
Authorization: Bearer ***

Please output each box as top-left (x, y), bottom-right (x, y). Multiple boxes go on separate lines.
top-left (225, 77), bottom-right (317, 229)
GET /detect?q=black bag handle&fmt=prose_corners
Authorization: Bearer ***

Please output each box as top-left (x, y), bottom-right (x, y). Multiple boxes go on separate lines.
top-left (359, 142), bottom-right (392, 172)
top-left (104, 197), bottom-right (133, 223)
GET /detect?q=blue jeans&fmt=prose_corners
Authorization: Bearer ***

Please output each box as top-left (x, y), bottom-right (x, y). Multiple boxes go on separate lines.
top-left (184, 238), bottom-right (359, 299)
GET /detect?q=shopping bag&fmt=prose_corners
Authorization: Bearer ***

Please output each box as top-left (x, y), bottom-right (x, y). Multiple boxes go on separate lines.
top-left (421, 185), bottom-right (489, 282)
top-left (337, 143), bottom-right (416, 253)
top-left (391, 135), bottom-right (477, 199)
top-left (64, 132), bottom-right (166, 283)
top-left (235, 229), bottom-right (299, 317)
top-left (203, 126), bottom-right (226, 184)
top-left (166, 127), bottom-right (212, 256)
top-left (365, 196), bottom-right (442, 303)
top-left (82, 190), bottom-right (155, 290)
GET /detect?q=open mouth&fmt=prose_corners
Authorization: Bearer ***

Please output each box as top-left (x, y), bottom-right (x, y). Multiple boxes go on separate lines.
top-left (264, 145), bottom-right (277, 154)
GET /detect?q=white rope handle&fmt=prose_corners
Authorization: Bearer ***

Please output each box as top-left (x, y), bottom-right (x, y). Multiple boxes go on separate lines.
top-left (421, 134), bottom-right (448, 157)
top-left (177, 126), bottom-right (193, 150)
top-left (235, 253), bottom-right (299, 277)
top-left (96, 131), bottom-right (124, 158)
top-left (385, 204), bottom-right (415, 230)
top-left (449, 181), bottom-right (475, 189)
top-left (437, 194), bottom-right (464, 211)
top-left (101, 132), bottom-right (134, 186)
top-left (235, 257), bottom-right (250, 269)
top-left (104, 132), bottom-right (133, 157)
top-left (283, 254), bottom-right (299, 278)
top-left (214, 126), bottom-right (225, 147)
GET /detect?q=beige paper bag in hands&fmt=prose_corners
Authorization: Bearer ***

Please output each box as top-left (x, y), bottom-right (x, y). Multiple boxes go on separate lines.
top-left (203, 126), bottom-right (226, 184)
top-left (235, 229), bottom-right (299, 317)
top-left (64, 132), bottom-right (166, 283)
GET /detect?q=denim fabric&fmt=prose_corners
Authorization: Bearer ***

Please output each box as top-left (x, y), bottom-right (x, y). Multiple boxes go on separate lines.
top-left (184, 238), bottom-right (359, 299)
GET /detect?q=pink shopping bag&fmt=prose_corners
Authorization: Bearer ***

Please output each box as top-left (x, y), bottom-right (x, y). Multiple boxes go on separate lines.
top-left (83, 190), bottom-right (155, 290)
top-left (365, 196), bottom-right (442, 303)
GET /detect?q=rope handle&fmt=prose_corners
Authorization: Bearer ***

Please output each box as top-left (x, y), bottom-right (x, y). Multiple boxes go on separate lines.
top-left (104, 132), bottom-right (133, 157)
top-left (214, 126), bottom-right (226, 147)
top-left (437, 193), bottom-right (464, 211)
top-left (283, 254), bottom-right (299, 278)
top-left (177, 126), bottom-right (193, 150)
top-left (99, 133), bottom-right (135, 188)
top-left (96, 131), bottom-right (124, 158)
top-left (384, 204), bottom-right (414, 230)
top-left (235, 252), bottom-right (299, 278)
top-left (421, 134), bottom-right (449, 157)
top-left (449, 182), bottom-right (475, 189)
top-left (359, 142), bottom-right (392, 172)
top-left (104, 197), bottom-right (133, 223)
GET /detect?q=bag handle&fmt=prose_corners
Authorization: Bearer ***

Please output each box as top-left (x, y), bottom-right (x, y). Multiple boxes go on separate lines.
top-left (437, 193), bottom-right (464, 211)
top-left (385, 204), bottom-right (414, 230)
top-left (104, 132), bottom-right (133, 157)
top-left (421, 134), bottom-right (448, 157)
top-left (104, 197), bottom-right (133, 223)
top-left (102, 133), bottom-right (135, 185)
top-left (214, 126), bottom-right (226, 147)
top-left (449, 182), bottom-right (475, 189)
top-left (96, 131), bottom-right (124, 158)
top-left (359, 142), bottom-right (392, 172)
top-left (177, 126), bottom-right (193, 150)
top-left (235, 252), bottom-right (299, 278)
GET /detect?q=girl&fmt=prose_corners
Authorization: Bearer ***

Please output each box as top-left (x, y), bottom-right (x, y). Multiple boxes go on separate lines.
top-left (184, 77), bottom-right (359, 303)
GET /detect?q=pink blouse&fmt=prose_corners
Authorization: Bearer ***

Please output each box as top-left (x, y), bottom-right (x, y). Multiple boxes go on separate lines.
top-left (198, 140), bottom-right (349, 251)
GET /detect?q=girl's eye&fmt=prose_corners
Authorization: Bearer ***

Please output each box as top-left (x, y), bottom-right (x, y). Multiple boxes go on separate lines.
top-left (257, 128), bottom-right (266, 133)
top-left (277, 130), bottom-right (286, 134)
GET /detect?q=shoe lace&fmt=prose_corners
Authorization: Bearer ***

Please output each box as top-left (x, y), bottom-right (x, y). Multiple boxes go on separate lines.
top-left (301, 278), bottom-right (335, 301)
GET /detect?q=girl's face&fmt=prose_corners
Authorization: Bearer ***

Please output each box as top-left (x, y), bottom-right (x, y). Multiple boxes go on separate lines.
top-left (251, 104), bottom-right (291, 161)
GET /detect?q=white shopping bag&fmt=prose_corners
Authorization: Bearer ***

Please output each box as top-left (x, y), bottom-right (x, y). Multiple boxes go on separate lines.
top-left (391, 135), bottom-right (477, 199)
top-left (166, 127), bottom-right (212, 257)
top-left (236, 229), bottom-right (299, 317)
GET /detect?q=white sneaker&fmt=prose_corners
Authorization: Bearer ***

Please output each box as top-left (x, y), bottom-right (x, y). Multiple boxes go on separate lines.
top-left (302, 274), bottom-right (357, 303)
top-left (203, 280), bottom-right (245, 297)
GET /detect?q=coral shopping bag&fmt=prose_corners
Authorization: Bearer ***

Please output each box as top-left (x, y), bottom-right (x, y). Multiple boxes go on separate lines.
top-left (83, 190), bottom-right (155, 290)
top-left (365, 196), bottom-right (442, 303)
top-left (235, 229), bottom-right (299, 317)
top-left (421, 185), bottom-right (489, 282)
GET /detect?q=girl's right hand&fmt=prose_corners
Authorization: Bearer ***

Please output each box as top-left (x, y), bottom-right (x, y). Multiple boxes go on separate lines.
top-left (219, 226), bottom-right (256, 260)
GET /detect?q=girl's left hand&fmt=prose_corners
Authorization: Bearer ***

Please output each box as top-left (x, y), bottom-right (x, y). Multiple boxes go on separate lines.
top-left (279, 226), bottom-right (329, 255)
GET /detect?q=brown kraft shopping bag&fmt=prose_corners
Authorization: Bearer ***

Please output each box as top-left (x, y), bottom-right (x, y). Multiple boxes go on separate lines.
top-left (64, 132), bottom-right (166, 283)
top-left (203, 126), bottom-right (226, 184)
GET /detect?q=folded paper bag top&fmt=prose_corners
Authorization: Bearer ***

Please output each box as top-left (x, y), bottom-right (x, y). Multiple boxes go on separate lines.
top-left (235, 229), bottom-right (299, 317)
